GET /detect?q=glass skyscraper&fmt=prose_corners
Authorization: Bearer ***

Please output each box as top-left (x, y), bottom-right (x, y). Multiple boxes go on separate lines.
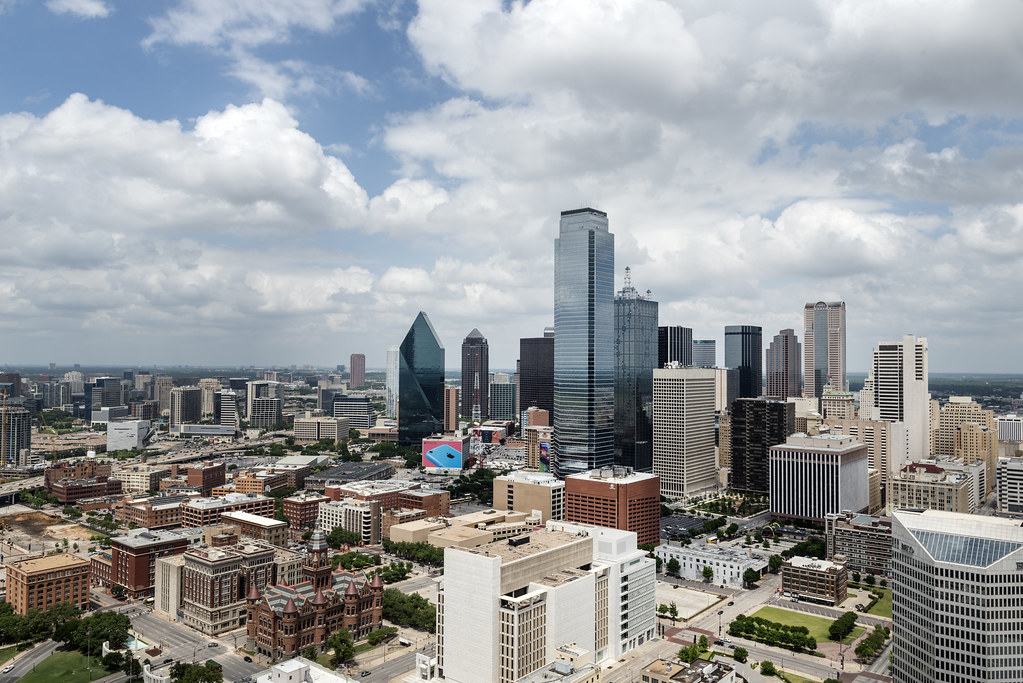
top-left (460, 329), bottom-right (489, 420)
top-left (614, 270), bottom-right (658, 472)
top-left (398, 311), bottom-right (445, 445)
top-left (803, 300), bottom-right (847, 397)
top-left (724, 324), bottom-right (763, 399)
top-left (553, 208), bottom-right (614, 478)
top-left (658, 325), bottom-right (692, 368)
top-left (518, 334), bottom-right (554, 415)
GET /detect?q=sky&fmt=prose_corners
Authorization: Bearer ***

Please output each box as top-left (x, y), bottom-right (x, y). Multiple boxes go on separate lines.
top-left (1, 0), bottom-right (1022, 372)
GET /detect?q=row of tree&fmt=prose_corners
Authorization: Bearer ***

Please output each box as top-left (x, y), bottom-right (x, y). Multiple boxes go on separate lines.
top-left (828, 611), bottom-right (858, 641)
top-left (0, 601), bottom-right (80, 645)
top-left (728, 614), bottom-right (817, 652)
top-left (381, 539), bottom-right (445, 566)
top-left (382, 588), bottom-right (436, 633)
top-left (854, 624), bottom-right (891, 661)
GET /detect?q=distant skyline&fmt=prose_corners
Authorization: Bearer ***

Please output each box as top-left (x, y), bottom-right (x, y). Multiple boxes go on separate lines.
top-left (2, 2), bottom-right (1022, 372)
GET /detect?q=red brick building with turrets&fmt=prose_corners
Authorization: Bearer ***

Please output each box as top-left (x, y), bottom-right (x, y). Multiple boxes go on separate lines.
top-left (245, 527), bottom-right (383, 661)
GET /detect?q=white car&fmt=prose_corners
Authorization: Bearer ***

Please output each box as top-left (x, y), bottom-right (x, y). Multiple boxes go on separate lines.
top-left (2, 665), bottom-right (14, 673)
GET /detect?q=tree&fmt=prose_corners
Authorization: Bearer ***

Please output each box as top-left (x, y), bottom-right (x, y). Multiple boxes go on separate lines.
top-left (880, 578), bottom-right (888, 588)
top-left (698, 635), bottom-right (708, 650)
top-left (743, 568), bottom-right (760, 587)
top-left (852, 571), bottom-right (861, 583)
top-left (762, 538), bottom-right (770, 549)
top-left (170, 661), bottom-right (223, 683)
top-left (828, 612), bottom-right (857, 642)
top-left (302, 646), bottom-right (318, 660)
top-left (326, 527), bottom-right (362, 549)
top-left (666, 558), bottom-right (680, 575)
top-left (658, 604), bottom-right (669, 616)
top-left (865, 574), bottom-right (876, 586)
top-left (328, 628), bottom-right (355, 667)
top-left (677, 643), bottom-right (700, 663)
top-left (367, 626), bottom-right (399, 645)
top-left (768, 554), bottom-right (783, 573)
top-left (702, 565), bottom-right (714, 582)
top-left (668, 602), bottom-right (678, 621)
top-left (760, 661), bottom-right (777, 676)
top-left (732, 647), bottom-right (748, 663)
top-left (726, 523), bottom-right (739, 536)
top-left (102, 651), bottom-right (124, 669)
top-left (123, 654), bottom-right (143, 680)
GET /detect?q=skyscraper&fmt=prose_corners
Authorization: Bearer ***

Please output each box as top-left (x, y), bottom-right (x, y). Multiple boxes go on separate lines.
top-left (730, 398), bottom-right (794, 494)
top-left (519, 334), bottom-right (554, 415)
top-left (652, 366), bottom-right (717, 498)
top-left (553, 208), bottom-right (614, 478)
top-left (614, 269), bottom-right (658, 472)
top-left (765, 328), bottom-right (801, 399)
top-left (692, 339), bottom-right (716, 367)
top-left (803, 301), bottom-right (847, 396)
top-left (169, 386), bottom-right (202, 427)
top-left (460, 329), bottom-right (489, 420)
top-left (349, 353), bottom-right (366, 388)
top-left (868, 334), bottom-right (929, 460)
top-left (385, 345), bottom-right (399, 418)
top-left (658, 325), bottom-right (692, 368)
top-left (725, 325), bottom-right (763, 398)
top-left (398, 311), bottom-right (445, 445)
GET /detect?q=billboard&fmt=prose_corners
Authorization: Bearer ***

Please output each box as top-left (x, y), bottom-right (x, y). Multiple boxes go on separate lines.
top-left (539, 441), bottom-right (550, 472)
top-left (422, 439), bottom-right (464, 469)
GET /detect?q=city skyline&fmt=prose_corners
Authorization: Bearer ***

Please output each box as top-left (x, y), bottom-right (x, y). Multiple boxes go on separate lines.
top-left (1, 3), bottom-right (1022, 373)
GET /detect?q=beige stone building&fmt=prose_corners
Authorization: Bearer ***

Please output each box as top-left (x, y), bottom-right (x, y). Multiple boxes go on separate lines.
top-left (492, 471), bottom-right (565, 522)
top-left (936, 396), bottom-right (998, 491)
top-left (887, 462), bottom-right (972, 514)
top-left (525, 425), bottom-right (553, 470)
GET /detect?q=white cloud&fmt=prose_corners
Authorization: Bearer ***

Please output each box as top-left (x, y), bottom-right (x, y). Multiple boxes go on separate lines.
top-left (46, 0), bottom-right (109, 19)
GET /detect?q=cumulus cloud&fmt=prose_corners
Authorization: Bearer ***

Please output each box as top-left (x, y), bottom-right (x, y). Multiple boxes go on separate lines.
top-left (45, 0), bottom-right (109, 19)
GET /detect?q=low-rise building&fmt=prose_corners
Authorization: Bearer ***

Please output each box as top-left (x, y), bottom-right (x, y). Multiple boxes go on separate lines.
top-left (781, 556), bottom-right (848, 606)
top-left (181, 541), bottom-right (276, 635)
top-left (116, 465), bottom-right (170, 494)
top-left (181, 493), bottom-right (275, 527)
top-left (887, 462), bottom-right (973, 514)
top-left (92, 527), bottom-right (203, 598)
top-left (283, 491), bottom-right (331, 530)
top-left (253, 657), bottom-right (358, 683)
top-left (824, 512), bottom-right (892, 577)
top-left (382, 508), bottom-right (428, 538)
top-left (565, 467), bottom-right (660, 547)
top-left (517, 646), bottom-right (600, 683)
top-left (5, 554), bottom-right (90, 615)
top-left (221, 510), bottom-right (289, 547)
top-left (304, 462), bottom-right (394, 490)
top-left (233, 470), bottom-right (290, 495)
top-left (640, 658), bottom-right (736, 683)
top-left (44, 460), bottom-right (123, 503)
top-left (653, 543), bottom-right (768, 587)
top-left (293, 417), bottom-right (350, 444)
top-left (107, 420), bottom-right (152, 452)
top-left (492, 471), bottom-right (565, 522)
top-left (121, 495), bottom-right (192, 529)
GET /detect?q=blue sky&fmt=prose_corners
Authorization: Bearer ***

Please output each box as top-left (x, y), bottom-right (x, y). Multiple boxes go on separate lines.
top-left (1, 0), bottom-right (1022, 372)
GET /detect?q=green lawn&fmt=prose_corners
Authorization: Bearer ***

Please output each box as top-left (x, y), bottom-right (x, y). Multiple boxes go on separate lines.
top-left (779, 671), bottom-right (819, 683)
top-left (0, 646), bottom-right (19, 666)
top-left (864, 588), bottom-right (892, 619)
top-left (17, 650), bottom-right (115, 683)
top-left (752, 606), bottom-right (865, 645)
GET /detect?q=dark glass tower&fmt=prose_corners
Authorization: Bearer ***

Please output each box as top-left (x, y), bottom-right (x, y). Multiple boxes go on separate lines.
top-left (658, 326), bottom-right (692, 368)
top-left (614, 271), bottom-right (658, 472)
top-left (765, 328), bottom-right (801, 399)
top-left (729, 398), bottom-right (794, 494)
top-left (519, 335), bottom-right (554, 415)
top-left (553, 208), bottom-right (614, 478)
top-left (398, 311), bottom-right (445, 445)
top-left (460, 329), bottom-right (489, 420)
top-left (725, 325), bottom-right (763, 399)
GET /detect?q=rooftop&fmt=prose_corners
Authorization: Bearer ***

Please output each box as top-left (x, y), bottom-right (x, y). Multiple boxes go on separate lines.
top-left (787, 556), bottom-right (845, 571)
top-left (458, 529), bottom-right (586, 563)
top-left (221, 510), bottom-right (286, 527)
top-left (8, 553), bottom-right (89, 573)
top-left (640, 658), bottom-right (734, 682)
top-left (183, 493), bottom-right (272, 508)
top-left (113, 527), bottom-right (200, 548)
top-left (566, 466), bottom-right (657, 484)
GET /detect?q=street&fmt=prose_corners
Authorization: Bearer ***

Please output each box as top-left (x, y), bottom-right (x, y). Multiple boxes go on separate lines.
top-left (0, 640), bottom-right (57, 683)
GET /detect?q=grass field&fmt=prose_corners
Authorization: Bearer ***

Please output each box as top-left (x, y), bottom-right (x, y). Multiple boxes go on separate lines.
top-left (779, 671), bottom-right (819, 683)
top-left (16, 650), bottom-right (115, 683)
top-left (0, 646), bottom-right (19, 666)
top-left (752, 606), bottom-right (865, 645)
top-left (865, 588), bottom-right (892, 619)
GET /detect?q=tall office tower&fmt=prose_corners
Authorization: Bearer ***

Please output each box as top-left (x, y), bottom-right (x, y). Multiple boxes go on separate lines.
top-left (154, 375), bottom-right (174, 413)
top-left (250, 397), bottom-right (283, 428)
top-left (442, 387), bottom-right (458, 432)
top-left (385, 345), bottom-right (399, 418)
top-left (460, 329), bottom-right (489, 420)
top-left (614, 270), bottom-right (658, 472)
top-left (489, 381), bottom-right (516, 422)
top-left (0, 373), bottom-right (21, 397)
top-left (730, 398), bottom-right (795, 494)
top-left (724, 325), bottom-right (762, 398)
top-left (769, 434), bottom-right (869, 523)
top-left (692, 339), bottom-right (716, 367)
top-left (657, 325), bottom-right (692, 368)
top-left (62, 370), bottom-right (85, 395)
top-left (0, 406), bottom-right (31, 467)
top-left (197, 378), bottom-right (221, 418)
top-left (892, 509), bottom-right (1023, 683)
top-left (245, 380), bottom-right (280, 420)
top-left (868, 334), bottom-right (929, 460)
top-left (349, 354), bottom-right (366, 388)
top-left (553, 208), bottom-right (614, 478)
top-left (519, 334), bottom-right (554, 415)
top-left (765, 328), bottom-right (801, 399)
top-left (803, 301), bottom-right (847, 396)
top-left (216, 390), bottom-right (240, 429)
top-left (398, 311), bottom-right (445, 445)
top-left (168, 386), bottom-right (202, 427)
top-left (652, 366), bottom-right (716, 498)
top-left (714, 367), bottom-right (739, 412)
top-left (936, 396), bottom-right (998, 491)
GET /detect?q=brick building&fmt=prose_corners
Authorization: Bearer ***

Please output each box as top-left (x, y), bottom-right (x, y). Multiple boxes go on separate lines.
top-left (91, 528), bottom-right (200, 598)
top-left (181, 493), bottom-right (275, 527)
top-left (221, 510), bottom-right (289, 547)
top-left (282, 491), bottom-right (330, 530)
top-left (564, 467), bottom-right (660, 546)
top-left (781, 556), bottom-right (848, 606)
top-left (182, 542), bottom-right (276, 635)
top-left (44, 461), bottom-right (123, 503)
top-left (5, 554), bottom-right (90, 615)
top-left (120, 495), bottom-right (192, 529)
top-left (185, 461), bottom-right (226, 496)
top-left (246, 529), bottom-right (383, 661)
top-left (232, 470), bottom-right (290, 495)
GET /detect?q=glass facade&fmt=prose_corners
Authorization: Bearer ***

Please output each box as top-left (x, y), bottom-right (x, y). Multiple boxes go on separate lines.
top-left (658, 326), bottom-right (692, 368)
top-left (724, 325), bottom-right (762, 399)
top-left (460, 329), bottom-right (489, 419)
top-left (398, 311), bottom-right (445, 445)
top-left (765, 328), bottom-right (801, 399)
top-left (519, 336), bottom-right (554, 415)
top-left (692, 339), bottom-right (716, 367)
top-left (614, 284), bottom-right (658, 472)
top-left (553, 208), bottom-right (614, 478)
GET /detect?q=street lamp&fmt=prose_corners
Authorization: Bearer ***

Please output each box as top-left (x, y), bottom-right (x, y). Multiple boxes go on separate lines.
top-left (717, 610), bottom-right (724, 636)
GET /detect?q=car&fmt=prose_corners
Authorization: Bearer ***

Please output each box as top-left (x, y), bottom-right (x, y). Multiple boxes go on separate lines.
top-left (2, 665), bottom-right (14, 674)
top-left (713, 640), bottom-right (724, 646)
top-left (727, 601), bottom-right (734, 606)
top-left (163, 658), bottom-right (173, 664)
top-left (360, 672), bottom-right (371, 678)
top-left (208, 642), bottom-right (218, 647)
top-left (244, 656), bottom-right (253, 663)
top-left (722, 637), bottom-right (731, 643)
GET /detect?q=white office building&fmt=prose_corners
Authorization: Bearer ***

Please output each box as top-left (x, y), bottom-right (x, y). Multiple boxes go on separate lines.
top-left (769, 433), bottom-right (869, 523)
top-left (996, 457), bottom-right (1023, 515)
top-left (652, 366), bottom-right (717, 498)
top-left (865, 335), bottom-right (929, 460)
top-left (437, 521), bottom-right (655, 683)
top-left (654, 543), bottom-right (767, 587)
top-left (385, 345), bottom-right (399, 419)
top-left (107, 420), bottom-right (151, 451)
top-left (892, 509), bottom-right (1023, 683)
top-left (997, 414), bottom-right (1022, 442)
